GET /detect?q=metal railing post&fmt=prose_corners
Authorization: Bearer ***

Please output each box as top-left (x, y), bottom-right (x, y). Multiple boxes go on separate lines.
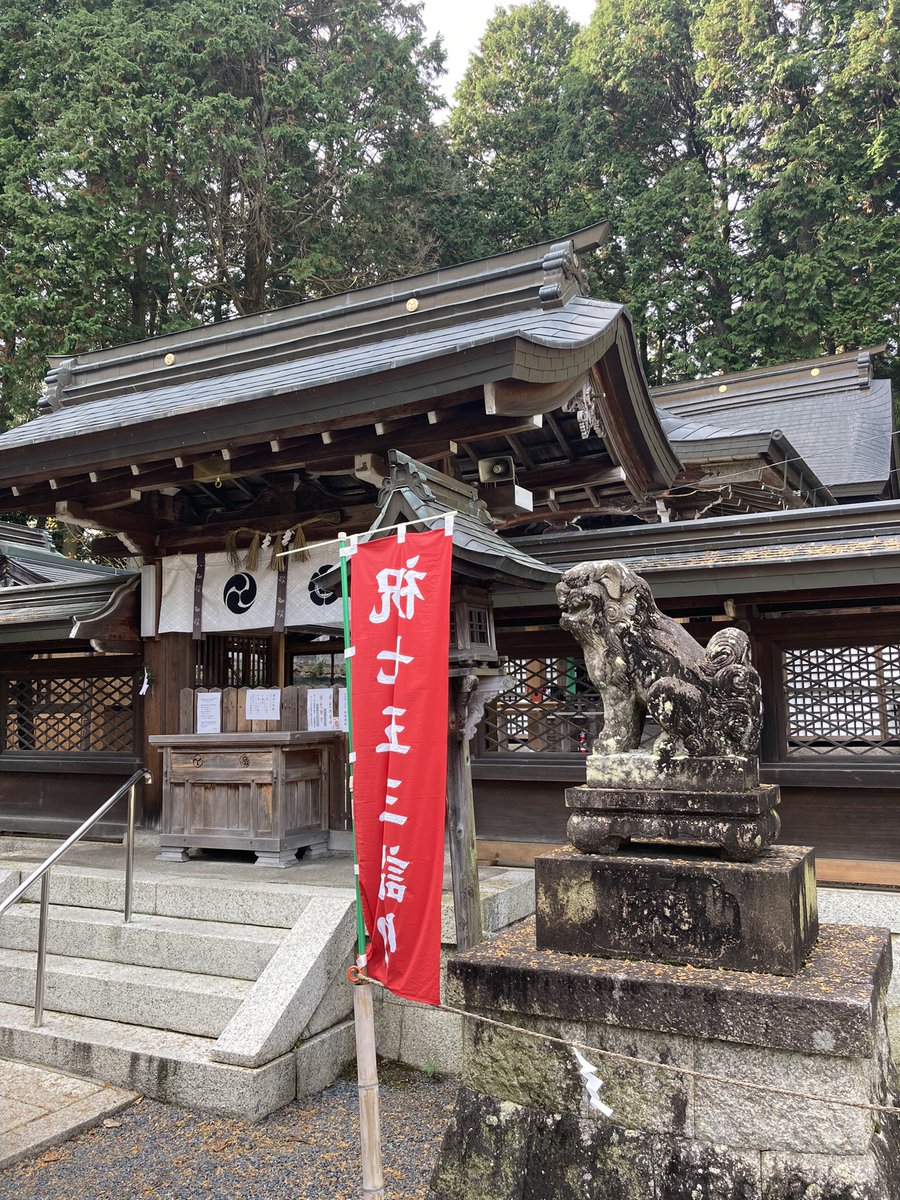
top-left (124, 782), bottom-right (137, 924)
top-left (34, 873), bottom-right (50, 1027)
top-left (0, 766), bottom-right (150, 1025)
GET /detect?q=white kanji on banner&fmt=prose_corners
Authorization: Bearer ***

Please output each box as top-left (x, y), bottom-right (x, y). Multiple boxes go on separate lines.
top-left (350, 528), bottom-right (453, 1007)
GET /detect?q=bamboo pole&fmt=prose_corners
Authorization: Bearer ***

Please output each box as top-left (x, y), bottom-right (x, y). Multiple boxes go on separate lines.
top-left (354, 984), bottom-right (384, 1198)
top-left (338, 532), bottom-right (385, 1200)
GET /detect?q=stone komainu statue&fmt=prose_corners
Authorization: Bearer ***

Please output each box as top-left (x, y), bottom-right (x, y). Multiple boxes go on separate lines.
top-left (557, 561), bottom-right (762, 761)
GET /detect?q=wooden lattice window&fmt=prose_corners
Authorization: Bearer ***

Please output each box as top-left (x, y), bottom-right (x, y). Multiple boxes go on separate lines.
top-left (2, 673), bottom-right (135, 754)
top-left (481, 657), bottom-right (603, 755)
top-left (195, 635), bottom-right (272, 689)
top-left (783, 644), bottom-right (900, 756)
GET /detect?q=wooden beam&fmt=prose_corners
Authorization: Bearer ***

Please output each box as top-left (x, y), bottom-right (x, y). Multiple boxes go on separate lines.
top-left (54, 500), bottom-right (158, 551)
top-left (476, 839), bottom-right (561, 868)
top-left (516, 459), bottom-right (625, 492)
top-left (1, 402), bottom-right (547, 515)
top-left (90, 534), bottom-right (140, 558)
top-left (154, 504), bottom-right (360, 551)
top-left (289, 411), bottom-right (545, 474)
top-left (447, 675), bottom-right (483, 951)
top-left (485, 374), bottom-right (588, 417)
top-left (90, 491), bottom-right (143, 511)
top-left (498, 496), bottom-right (652, 529)
top-left (505, 433), bottom-right (534, 471)
top-left (544, 412), bottom-right (574, 460)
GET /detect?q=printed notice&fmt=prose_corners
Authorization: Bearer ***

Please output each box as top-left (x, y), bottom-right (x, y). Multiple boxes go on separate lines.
top-left (196, 691), bottom-right (222, 734)
top-left (307, 688), bottom-right (336, 731)
top-left (337, 687), bottom-right (349, 732)
top-left (245, 688), bottom-right (281, 722)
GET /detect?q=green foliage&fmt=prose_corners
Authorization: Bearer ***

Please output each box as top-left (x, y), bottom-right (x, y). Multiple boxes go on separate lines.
top-left (452, 0), bottom-right (900, 388)
top-left (0, 0), bottom-right (450, 429)
top-left (449, 1), bottom-right (591, 254)
top-left (1, 0), bottom-right (898, 428)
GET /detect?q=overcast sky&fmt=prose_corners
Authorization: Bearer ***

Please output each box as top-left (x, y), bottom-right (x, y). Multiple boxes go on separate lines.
top-left (419, 0), bottom-right (598, 104)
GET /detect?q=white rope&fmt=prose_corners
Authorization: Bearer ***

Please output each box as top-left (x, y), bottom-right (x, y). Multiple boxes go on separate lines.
top-left (276, 512), bottom-right (459, 558)
top-left (356, 975), bottom-right (900, 1118)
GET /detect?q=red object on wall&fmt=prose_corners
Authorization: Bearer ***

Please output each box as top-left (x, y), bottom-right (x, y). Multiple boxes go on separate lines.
top-left (350, 527), bottom-right (453, 1005)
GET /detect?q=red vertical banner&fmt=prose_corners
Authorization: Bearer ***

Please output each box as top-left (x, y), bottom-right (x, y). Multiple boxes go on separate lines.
top-left (350, 526), bottom-right (453, 1005)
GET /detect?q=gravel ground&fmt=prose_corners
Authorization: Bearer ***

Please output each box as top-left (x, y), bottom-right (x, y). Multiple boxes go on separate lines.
top-left (0, 1064), bottom-right (456, 1200)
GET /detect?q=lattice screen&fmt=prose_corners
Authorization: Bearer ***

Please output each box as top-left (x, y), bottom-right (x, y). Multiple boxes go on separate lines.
top-left (195, 636), bottom-right (271, 688)
top-left (783, 644), bottom-right (900, 756)
top-left (2, 675), bottom-right (135, 754)
top-left (481, 657), bottom-right (603, 754)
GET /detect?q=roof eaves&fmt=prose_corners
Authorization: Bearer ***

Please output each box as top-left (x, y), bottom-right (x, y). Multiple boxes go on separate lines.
top-left (44, 223), bottom-right (611, 411)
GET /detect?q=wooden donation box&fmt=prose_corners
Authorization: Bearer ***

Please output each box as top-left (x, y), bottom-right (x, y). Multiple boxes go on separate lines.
top-left (150, 685), bottom-right (344, 867)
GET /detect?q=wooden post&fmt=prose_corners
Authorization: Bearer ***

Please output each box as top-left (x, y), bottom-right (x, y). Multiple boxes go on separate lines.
top-left (141, 632), bottom-right (193, 829)
top-left (447, 674), bottom-right (483, 952)
top-left (353, 984), bottom-right (384, 1199)
top-left (273, 630), bottom-right (286, 688)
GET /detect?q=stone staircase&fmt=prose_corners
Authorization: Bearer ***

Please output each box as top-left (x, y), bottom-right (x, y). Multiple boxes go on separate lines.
top-left (0, 863), bottom-right (357, 1120)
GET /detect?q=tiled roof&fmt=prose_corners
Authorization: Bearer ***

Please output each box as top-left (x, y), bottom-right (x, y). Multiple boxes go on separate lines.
top-left (656, 380), bottom-right (893, 494)
top-left (0, 297), bottom-right (623, 454)
top-left (657, 412), bottom-right (771, 443)
top-left (617, 534), bottom-right (900, 575)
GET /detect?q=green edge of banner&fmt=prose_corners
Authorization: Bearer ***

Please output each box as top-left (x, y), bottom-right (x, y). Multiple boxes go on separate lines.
top-left (338, 534), bottom-right (368, 967)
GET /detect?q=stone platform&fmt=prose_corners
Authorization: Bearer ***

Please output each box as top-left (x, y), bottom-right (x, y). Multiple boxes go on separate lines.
top-left (536, 844), bottom-right (818, 974)
top-left (429, 920), bottom-right (900, 1200)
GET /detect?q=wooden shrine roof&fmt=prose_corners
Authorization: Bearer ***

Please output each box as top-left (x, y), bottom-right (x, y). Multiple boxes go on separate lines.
top-left (0, 521), bottom-right (124, 589)
top-left (369, 452), bottom-right (560, 589)
top-left (0, 225), bottom-right (681, 556)
top-left (653, 350), bottom-right (894, 500)
top-left (504, 499), bottom-right (900, 602)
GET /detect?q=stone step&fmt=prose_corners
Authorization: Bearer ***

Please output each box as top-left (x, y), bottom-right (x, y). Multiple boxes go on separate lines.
top-left (0, 905), bottom-right (282, 981)
top-left (6, 863), bottom-right (315, 928)
top-left (0, 948), bottom-right (249, 1038)
top-left (0, 1002), bottom-right (294, 1121)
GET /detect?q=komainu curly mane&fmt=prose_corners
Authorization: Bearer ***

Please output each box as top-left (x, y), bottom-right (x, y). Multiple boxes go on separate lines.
top-left (557, 561), bottom-right (762, 760)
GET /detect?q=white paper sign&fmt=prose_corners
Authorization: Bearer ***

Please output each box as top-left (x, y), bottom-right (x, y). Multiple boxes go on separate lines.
top-left (196, 692), bottom-right (222, 734)
top-left (338, 687), bottom-right (349, 733)
top-left (307, 688), bottom-right (336, 732)
top-left (245, 688), bottom-right (281, 722)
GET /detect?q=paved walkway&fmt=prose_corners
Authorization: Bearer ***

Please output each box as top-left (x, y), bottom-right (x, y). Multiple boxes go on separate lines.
top-left (0, 1058), bottom-right (134, 1170)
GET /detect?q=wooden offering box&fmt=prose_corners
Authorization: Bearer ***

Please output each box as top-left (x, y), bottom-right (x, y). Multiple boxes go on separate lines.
top-left (150, 686), bottom-right (344, 867)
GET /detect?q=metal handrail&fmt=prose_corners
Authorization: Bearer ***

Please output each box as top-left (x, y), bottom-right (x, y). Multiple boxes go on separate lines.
top-left (0, 767), bottom-right (151, 1026)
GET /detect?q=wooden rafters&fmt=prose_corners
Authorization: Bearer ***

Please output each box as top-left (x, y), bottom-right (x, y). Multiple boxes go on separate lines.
top-left (544, 412), bottom-right (574, 461)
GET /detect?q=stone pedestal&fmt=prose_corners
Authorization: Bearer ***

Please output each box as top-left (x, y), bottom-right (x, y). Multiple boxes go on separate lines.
top-left (536, 844), bottom-right (818, 975)
top-left (586, 752), bottom-right (760, 792)
top-left (429, 921), bottom-right (900, 1200)
top-left (570, 755), bottom-right (781, 862)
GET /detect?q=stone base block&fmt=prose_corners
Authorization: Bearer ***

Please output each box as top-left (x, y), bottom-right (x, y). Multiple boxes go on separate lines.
top-left (585, 752), bottom-right (758, 793)
top-left (567, 782), bottom-right (778, 816)
top-left (253, 848), bottom-right (302, 868)
top-left (296, 1017), bottom-right (355, 1096)
top-left (535, 844), bottom-right (817, 974)
top-left (429, 921), bottom-right (900, 1200)
top-left (155, 847), bottom-right (191, 863)
top-left (428, 1086), bottom-right (900, 1200)
top-left (448, 920), bottom-right (890, 1061)
top-left (567, 806), bottom-right (781, 862)
top-left (566, 780), bottom-right (781, 861)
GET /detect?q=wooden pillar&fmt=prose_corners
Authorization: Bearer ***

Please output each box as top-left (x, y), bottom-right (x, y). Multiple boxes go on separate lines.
top-left (273, 631), bottom-right (286, 688)
top-left (140, 632), bottom-right (194, 829)
top-left (446, 674), bottom-right (483, 951)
